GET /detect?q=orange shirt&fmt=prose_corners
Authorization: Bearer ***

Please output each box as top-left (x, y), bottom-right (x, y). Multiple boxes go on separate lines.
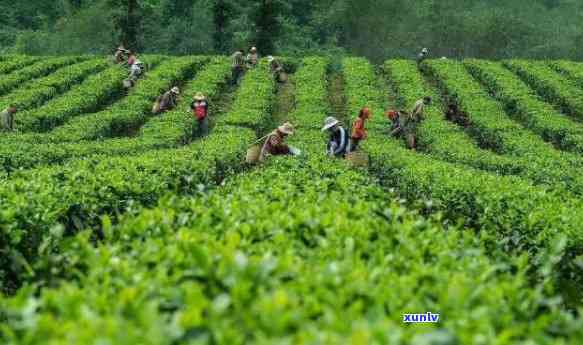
top-left (351, 117), bottom-right (367, 139)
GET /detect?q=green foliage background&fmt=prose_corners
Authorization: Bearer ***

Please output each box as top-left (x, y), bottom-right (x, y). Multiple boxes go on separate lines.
top-left (2, 1), bottom-right (583, 62)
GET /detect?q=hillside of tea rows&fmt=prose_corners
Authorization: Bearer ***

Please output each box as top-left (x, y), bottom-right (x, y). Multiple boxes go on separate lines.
top-left (0, 55), bottom-right (583, 344)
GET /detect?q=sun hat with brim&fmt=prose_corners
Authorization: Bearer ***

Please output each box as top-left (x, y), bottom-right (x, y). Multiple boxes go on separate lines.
top-left (194, 92), bottom-right (206, 101)
top-left (278, 122), bottom-right (295, 135)
top-left (321, 116), bottom-right (339, 131)
top-left (171, 87), bottom-right (180, 94)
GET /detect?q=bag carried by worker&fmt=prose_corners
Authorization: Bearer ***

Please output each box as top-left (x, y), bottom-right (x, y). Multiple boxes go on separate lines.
top-left (246, 145), bottom-right (261, 164)
top-left (277, 72), bottom-right (288, 83)
top-left (123, 79), bottom-right (135, 89)
top-left (345, 151), bottom-right (369, 167)
top-left (152, 96), bottom-right (162, 114)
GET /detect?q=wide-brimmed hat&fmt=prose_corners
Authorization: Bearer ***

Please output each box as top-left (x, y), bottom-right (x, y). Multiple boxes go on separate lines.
top-left (321, 116), bottom-right (339, 131)
top-left (278, 122), bottom-right (295, 135)
top-left (193, 92), bottom-right (206, 101)
top-left (171, 86), bottom-right (180, 94)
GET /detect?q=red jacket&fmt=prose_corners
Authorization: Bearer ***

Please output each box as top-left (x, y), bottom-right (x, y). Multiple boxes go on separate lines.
top-left (191, 100), bottom-right (209, 120)
top-left (260, 131), bottom-right (290, 161)
top-left (351, 117), bottom-right (367, 139)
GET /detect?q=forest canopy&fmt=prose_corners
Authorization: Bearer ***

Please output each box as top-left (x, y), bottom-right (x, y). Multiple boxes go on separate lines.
top-left (1, 0), bottom-right (582, 61)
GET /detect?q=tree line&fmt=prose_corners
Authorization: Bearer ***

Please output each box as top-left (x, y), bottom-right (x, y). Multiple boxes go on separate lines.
top-left (2, 0), bottom-right (583, 61)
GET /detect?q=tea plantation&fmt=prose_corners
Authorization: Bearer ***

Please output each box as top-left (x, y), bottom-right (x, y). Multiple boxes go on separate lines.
top-left (0, 55), bottom-right (582, 344)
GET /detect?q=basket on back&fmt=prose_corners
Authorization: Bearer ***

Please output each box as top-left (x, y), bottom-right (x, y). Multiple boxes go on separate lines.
top-left (278, 72), bottom-right (288, 83)
top-left (246, 145), bottom-right (262, 164)
top-left (345, 151), bottom-right (369, 167)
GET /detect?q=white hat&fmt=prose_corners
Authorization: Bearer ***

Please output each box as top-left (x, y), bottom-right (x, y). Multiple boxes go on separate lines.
top-left (422, 48), bottom-right (429, 53)
top-left (321, 116), bottom-right (339, 131)
top-left (171, 86), bottom-right (180, 94)
top-left (251, 46), bottom-right (257, 52)
top-left (194, 92), bottom-right (206, 101)
top-left (134, 60), bottom-right (143, 65)
top-left (277, 122), bottom-right (295, 135)
top-left (267, 55), bottom-right (275, 62)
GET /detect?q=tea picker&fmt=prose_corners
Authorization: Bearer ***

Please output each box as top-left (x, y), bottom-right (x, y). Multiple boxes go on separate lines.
top-left (124, 59), bottom-right (145, 89)
top-left (322, 116), bottom-right (349, 157)
top-left (246, 46), bottom-right (259, 69)
top-left (0, 105), bottom-right (17, 131)
top-left (268, 56), bottom-right (287, 83)
top-left (350, 107), bottom-right (371, 152)
top-left (190, 92), bottom-right (210, 137)
top-left (152, 86), bottom-right (180, 114)
top-left (402, 96), bottom-right (432, 149)
top-left (113, 45), bottom-right (129, 64)
top-left (246, 122), bottom-right (301, 163)
top-left (417, 47), bottom-right (429, 65)
top-left (231, 50), bottom-right (246, 85)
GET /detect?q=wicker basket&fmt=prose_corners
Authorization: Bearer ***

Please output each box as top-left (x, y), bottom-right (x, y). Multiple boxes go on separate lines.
top-left (278, 72), bottom-right (288, 83)
top-left (151, 100), bottom-right (161, 114)
top-left (345, 151), bottom-right (369, 167)
top-left (246, 145), bottom-right (262, 164)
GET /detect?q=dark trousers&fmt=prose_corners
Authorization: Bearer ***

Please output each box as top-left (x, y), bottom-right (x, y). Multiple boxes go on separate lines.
top-left (193, 116), bottom-right (209, 137)
top-left (232, 66), bottom-right (244, 85)
top-left (350, 138), bottom-right (362, 152)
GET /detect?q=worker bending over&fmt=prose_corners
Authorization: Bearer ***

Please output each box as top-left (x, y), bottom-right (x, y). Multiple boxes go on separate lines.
top-left (124, 59), bottom-right (144, 89)
top-left (154, 86), bottom-right (180, 114)
top-left (322, 116), bottom-right (349, 157)
top-left (114, 45), bottom-right (129, 64)
top-left (260, 122), bottom-right (298, 161)
top-left (386, 109), bottom-right (403, 136)
top-left (446, 101), bottom-right (469, 127)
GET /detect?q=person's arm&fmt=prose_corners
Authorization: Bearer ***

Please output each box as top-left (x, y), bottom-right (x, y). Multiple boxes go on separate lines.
top-left (412, 102), bottom-right (422, 118)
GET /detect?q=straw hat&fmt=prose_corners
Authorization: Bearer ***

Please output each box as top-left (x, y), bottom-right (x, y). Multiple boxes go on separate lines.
top-left (171, 86), bottom-right (180, 94)
top-left (278, 122), bottom-right (295, 135)
top-left (194, 92), bottom-right (206, 101)
top-left (321, 116), bottom-right (339, 131)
